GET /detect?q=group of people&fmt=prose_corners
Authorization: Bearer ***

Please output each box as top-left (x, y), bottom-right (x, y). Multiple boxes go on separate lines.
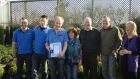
top-left (12, 15), bottom-right (140, 79)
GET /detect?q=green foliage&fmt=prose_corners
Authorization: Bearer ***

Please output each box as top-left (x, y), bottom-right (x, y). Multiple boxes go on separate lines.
top-left (8, 61), bottom-right (17, 76)
top-left (119, 23), bottom-right (125, 36)
top-left (0, 26), bottom-right (5, 44)
top-left (0, 65), bottom-right (4, 78)
top-left (0, 45), bottom-right (13, 64)
top-left (55, 2), bottom-right (68, 20)
top-left (119, 27), bottom-right (125, 37)
top-left (134, 16), bottom-right (140, 35)
top-left (78, 65), bottom-right (83, 73)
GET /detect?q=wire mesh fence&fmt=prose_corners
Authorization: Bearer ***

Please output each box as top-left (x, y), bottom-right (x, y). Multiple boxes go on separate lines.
top-left (10, 0), bottom-right (140, 28)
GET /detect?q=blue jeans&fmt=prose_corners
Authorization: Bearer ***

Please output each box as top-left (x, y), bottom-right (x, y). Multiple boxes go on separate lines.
top-left (49, 58), bottom-right (64, 79)
top-left (102, 53), bottom-right (117, 79)
top-left (66, 64), bottom-right (78, 79)
top-left (32, 53), bottom-right (48, 79)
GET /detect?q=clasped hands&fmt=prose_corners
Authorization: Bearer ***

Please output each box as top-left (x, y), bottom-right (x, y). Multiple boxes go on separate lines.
top-left (119, 49), bottom-right (132, 56)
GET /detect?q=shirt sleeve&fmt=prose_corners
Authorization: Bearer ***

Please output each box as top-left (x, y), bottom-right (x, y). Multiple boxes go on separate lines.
top-left (114, 27), bottom-right (122, 52)
top-left (97, 30), bottom-right (101, 56)
top-left (12, 31), bottom-right (17, 43)
top-left (131, 36), bottom-right (140, 55)
top-left (45, 31), bottom-right (49, 44)
top-left (63, 30), bottom-right (68, 43)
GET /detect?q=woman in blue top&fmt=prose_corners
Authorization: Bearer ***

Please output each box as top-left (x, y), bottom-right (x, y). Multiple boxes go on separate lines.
top-left (66, 27), bottom-right (81, 79)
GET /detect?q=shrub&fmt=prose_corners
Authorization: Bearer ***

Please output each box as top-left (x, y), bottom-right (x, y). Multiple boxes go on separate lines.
top-left (0, 65), bottom-right (4, 78)
top-left (0, 45), bottom-right (13, 64)
top-left (8, 61), bottom-right (17, 76)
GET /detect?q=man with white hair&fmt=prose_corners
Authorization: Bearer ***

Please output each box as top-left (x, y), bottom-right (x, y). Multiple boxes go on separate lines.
top-left (46, 16), bottom-right (68, 79)
top-left (79, 17), bottom-right (101, 79)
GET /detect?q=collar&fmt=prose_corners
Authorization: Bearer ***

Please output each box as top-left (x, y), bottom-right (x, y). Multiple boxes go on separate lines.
top-left (85, 26), bottom-right (93, 31)
top-left (53, 27), bottom-right (63, 32)
top-left (102, 25), bottom-right (113, 30)
top-left (20, 27), bottom-right (29, 32)
top-left (39, 25), bottom-right (49, 30)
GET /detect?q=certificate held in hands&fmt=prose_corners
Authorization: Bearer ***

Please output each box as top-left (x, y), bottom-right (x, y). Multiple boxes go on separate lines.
top-left (50, 42), bottom-right (62, 57)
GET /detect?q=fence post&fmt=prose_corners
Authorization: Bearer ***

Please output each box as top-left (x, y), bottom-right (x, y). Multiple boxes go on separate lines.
top-left (91, 0), bottom-right (94, 26)
top-left (129, 0), bottom-right (132, 20)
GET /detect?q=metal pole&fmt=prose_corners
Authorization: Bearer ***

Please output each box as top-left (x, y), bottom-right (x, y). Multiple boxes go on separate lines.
top-left (24, 1), bottom-right (28, 18)
top-left (91, 0), bottom-right (94, 26)
top-left (129, 0), bottom-right (132, 20)
top-left (57, 0), bottom-right (59, 15)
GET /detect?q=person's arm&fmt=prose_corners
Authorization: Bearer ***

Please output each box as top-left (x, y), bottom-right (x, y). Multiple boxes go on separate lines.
top-left (62, 42), bottom-right (68, 55)
top-left (45, 31), bottom-right (50, 52)
top-left (127, 36), bottom-right (140, 55)
top-left (97, 30), bottom-right (101, 61)
top-left (58, 30), bottom-right (68, 58)
top-left (45, 42), bottom-right (50, 52)
top-left (58, 42), bottom-right (67, 58)
top-left (97, 30), bottom-right (101, 56)
top-left (12, 42), bottom-right (17, 58)
top-left (114, 27), bottom-right (122, 53)
top-left (12, 31), bottom-right (18, 63)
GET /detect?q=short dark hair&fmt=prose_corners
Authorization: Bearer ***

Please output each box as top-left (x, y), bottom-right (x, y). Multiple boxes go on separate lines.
top-left (40, 15), bottom-right (48, 19)
top-left (21, 17), bottom-right (26, 20)
top-left (68, 27), bottom-right (78, 38)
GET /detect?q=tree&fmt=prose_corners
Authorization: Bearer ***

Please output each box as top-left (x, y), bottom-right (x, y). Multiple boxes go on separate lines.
top-left (55, 1), bottom-right (68, 22)
top-left (84, 5), bottom-right (126, 28)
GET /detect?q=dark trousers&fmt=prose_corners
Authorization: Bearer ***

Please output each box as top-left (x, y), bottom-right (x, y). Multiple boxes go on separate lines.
top-left (32, 53), bottom-right (47, 79)
top-left (49, 58), bottom-right (64, 79)
top-left (82, 52), bottom-right (97, 79)
top-left (121, 56), bottom-right (137, 79)
top-left (16, 54), bottom-right (32, 79)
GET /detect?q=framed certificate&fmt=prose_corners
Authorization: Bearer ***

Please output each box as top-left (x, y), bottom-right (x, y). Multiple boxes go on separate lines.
top-left (50, 42), bottom-right (62, 57)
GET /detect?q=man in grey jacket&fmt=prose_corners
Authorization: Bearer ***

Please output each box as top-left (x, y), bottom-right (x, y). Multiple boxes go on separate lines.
top-left (100, 16), bottom-right (122, 79)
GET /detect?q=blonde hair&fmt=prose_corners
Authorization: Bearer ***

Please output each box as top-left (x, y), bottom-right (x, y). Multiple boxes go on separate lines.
top-left (126, 21), bottom-right (138, 36)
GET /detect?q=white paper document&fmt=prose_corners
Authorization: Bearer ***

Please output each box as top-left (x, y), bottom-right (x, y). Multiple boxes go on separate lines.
top-left (50, 42), bottom-right (62, 57)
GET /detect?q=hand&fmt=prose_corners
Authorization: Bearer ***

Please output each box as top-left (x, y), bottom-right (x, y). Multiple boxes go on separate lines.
top-left (48, 47), bottom-right (51, 52)
top-left (123, 49), bottom-right (132, 54)
top-left (58, 51), bottom-right (64, 58)
top-left (97, 55), bottom-right (101, 62)
top-left (119, 50), bottom-right (125, 56)
top-left (13, 57), bottom-right (17, 63)
top-left (124, 50), bottom-right (132, 54)
top-left (78, 59), bottom-right (82, 65)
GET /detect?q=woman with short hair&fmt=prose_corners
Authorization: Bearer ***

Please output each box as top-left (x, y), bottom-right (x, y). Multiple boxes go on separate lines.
top-left (66, 27), bottom-right (81, 79)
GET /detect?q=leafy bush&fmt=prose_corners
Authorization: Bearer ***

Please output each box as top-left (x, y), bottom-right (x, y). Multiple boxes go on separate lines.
top-left (8, 64), bottom-right (17, 76)
top-left (0, 26), bottom-right (5, 44)
top-left (0, 65), bottom-right (4, 78)
top-left (0, 45), bottom-right (13, 64)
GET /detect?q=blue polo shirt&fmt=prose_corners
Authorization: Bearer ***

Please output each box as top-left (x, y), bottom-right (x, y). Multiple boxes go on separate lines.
top-left (12, 27), bottom-right (34, 54)
top-left (46, 28), bottom-right (68, 57)
top-left (34, 25), bottom-right (50, 55)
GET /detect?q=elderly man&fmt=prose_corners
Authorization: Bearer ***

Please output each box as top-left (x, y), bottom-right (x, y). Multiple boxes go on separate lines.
top-left (12, 18), bottom-right (34, 79)
top-left (79, 17), bottom-right (101, 79)
top-left (100, 16), bottom-right (122, 79)
top-left (45, 16), bottom-right (68, 79)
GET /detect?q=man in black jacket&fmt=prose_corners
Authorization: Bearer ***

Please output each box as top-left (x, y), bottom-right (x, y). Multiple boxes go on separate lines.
top-left (79, 17), bottom-right (101, 79)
